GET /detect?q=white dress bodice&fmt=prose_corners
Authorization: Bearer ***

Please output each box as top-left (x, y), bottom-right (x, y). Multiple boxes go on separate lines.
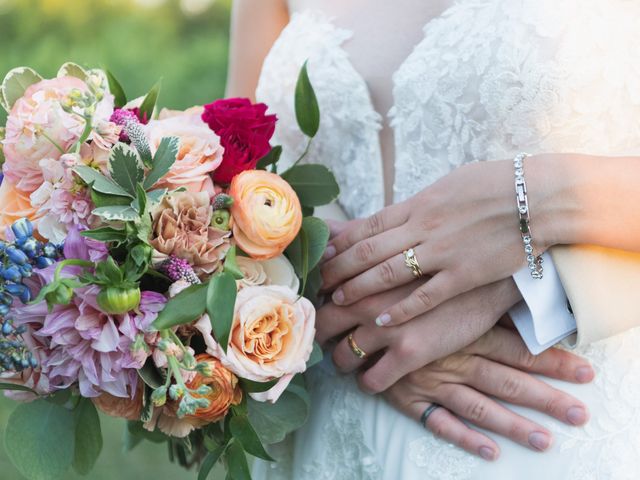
top-left (254, 1), bottom-right (640, 478)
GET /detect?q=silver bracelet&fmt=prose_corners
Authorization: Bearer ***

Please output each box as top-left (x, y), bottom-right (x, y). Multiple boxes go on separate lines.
top-left (514, 153), bottom-right (544, 279)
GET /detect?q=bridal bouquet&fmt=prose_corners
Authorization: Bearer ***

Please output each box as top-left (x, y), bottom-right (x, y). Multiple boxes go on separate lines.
top-left (0, 62), bottom-right (337, 480)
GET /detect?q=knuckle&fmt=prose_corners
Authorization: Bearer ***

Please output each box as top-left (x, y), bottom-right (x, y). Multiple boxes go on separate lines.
top-left (365, 213), bottom-right (384, 237)
top-left (499, 375), bottom-right (524, 401)
top-left (465, 400), bottom-right (489, 423)
top-left (360, 373), bottom-right (385, 394)
top-left (354, 240), bottom-right (376, 263)
top-left (396, 338), bottom-right (419, 360)
top-left (507, 422), bottom-right (527, 442)
top-left (543, 395), bottom-right (563, 417)
top-left (379, 260), bottom-right (397, 285)
top-left (519, 350), bottom-right (538, 370)
top-left (414, 287), bottom-right (434, 310)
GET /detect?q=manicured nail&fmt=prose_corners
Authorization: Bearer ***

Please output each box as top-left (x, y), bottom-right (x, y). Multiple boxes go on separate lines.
top-left (332, 289), bottom-right (345, 305)
top-left (567, 406), bottom-right (588, 425)
top-left (576, 366), bottom-right (594, 383)
top-left (375, 314), bottom-right (391, 327)
top-left (528, 432), bottom-right (551, 451)
top-left (323, 245), bottom-right (336, 260)
top-left (479, 446), bottom-right (496, 461)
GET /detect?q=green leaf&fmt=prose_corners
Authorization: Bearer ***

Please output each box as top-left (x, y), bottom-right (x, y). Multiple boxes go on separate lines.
top-left (143, 136), bottom-right (179, 190)
top-left (122, 424), bottom-right (143, 452)
top-left (223, 246), bottom-right (244, 280)
top-left (72, 399), bottom-right (102, 475)
top-left (106, 70), bottom-right (127, 108)
top-left (146, 188), bottom-right (167, 205)
top-left (139, 80), bottom-right (161, 121)
top-left (1, 67), bottom-right (43, 112)
top-left (126, 420), bottom-right (167, 444)
top-left (226, 442), bottom-right (251, 480)
top-left (206, 272), bottom-right (237, 354)
top-left (198, 444), bottom-right (227, 480)
top-left (286, 217), bottom-right (330, 281)
top-left (140, 385), bottom-right (154, 423)
top-left (294, 61), bottom-right (320, 138)
top-left (90, 190), bottom-right (132, 208)
top-left (229, 415), bottom-right (274, 461)
top-left (57, 62), bottom-right (88, 82)
top-left (306, 341), bottom-right (323, 369)
top-left (5, 399), bottom-right (76, 480)
top-left (134, 183), bottom-right (147, 215)
top-left (238, 378), bottom-right (278, 393)
top-left (95, 256), bottom-right (123, 285)
top-left (247, 389), bottom-right (310, 445)
top-left (303, 266), bottom-right (323, 305)
top-left (74, 165), bottom-right (133, 198)
top-left (282, 164), bottom-right (340, 207)
top-left (138, 358), bottom-right (164, 389)
top-left (0, 382), bottom-right (36, 393)
top-left (256, 145), bottom-right (282, 171)
top-left (92, 205), bottom-right (140, 222)
top-left (109, 143), bottom-right (143, 196)
top-left (152, 282), bottom-right (208, 330)
top-left (81, 227), bottom-right (127, 243)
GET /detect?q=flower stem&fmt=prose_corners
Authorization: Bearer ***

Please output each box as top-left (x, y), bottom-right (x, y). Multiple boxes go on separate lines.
top-left (53, 259), bottom-right (94, 282)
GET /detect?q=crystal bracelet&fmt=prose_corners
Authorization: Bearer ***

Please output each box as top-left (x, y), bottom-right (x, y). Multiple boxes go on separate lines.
top-left (514, 153), bottom-right (544, 279)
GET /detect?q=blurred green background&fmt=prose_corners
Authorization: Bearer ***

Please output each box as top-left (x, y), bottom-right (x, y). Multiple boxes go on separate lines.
top-left (0, 0), bottom-right (231, 478)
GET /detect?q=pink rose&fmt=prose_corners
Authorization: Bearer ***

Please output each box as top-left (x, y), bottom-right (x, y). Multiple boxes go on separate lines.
top-left (195, 285), bottom-right (315, 403)
top-left (201, 98), bottom-right (277, 184)
top-left (145, 114), bottom-right (224, 196)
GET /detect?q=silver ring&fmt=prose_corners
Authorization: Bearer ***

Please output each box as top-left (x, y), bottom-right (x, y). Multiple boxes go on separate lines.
top-left (420, 403), bottom-right (443, 427)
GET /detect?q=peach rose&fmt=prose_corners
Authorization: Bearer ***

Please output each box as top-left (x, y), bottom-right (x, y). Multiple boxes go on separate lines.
top-left (236, 255), bottom-right (300, 292)
top-left (93, 388), bottom-right (143, 421)
top-left (196, 285), bottom-right (315, 403)
top-left (229, 170), bottom-right (302, 260)
top-left (0, 180), bottom-right (41, 238)
top-left (145, 114), bottom-right (224, 196)
top-left (150, 191), bottom-right (230, 275)
top-left (184, 354), bottom-right (242, 423)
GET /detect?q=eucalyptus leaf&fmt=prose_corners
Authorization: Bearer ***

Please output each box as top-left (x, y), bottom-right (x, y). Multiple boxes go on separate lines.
top-left (206, 272), bottom-right (237, 354)
top-left (57, 62), bottom-right (87, 81)
top-left (247, 389), bottom-right (310, 445)
top-left (80, 226), bottom-right (127, 244)
top-left (294, 61), bottom-right (320, 138)
top-left (72, 398), bottom-right (103, 475)
top-left (106, 70), bottom-right (127, 108)
top-left (1, 66), bottom-right (43, 111)
top-left (74, 165), bottom-right (133, 198)
top-left (92, 205), bottom-right (140, 222)
top-left (152, 282), bottom-right (208, 330)
top-left (256, 145), bottom-right (282, 171)
top-left (143, 136), bottom-right (179, 190)
top-left (109, 143), bottom-right (143, 196)
top-left (226, 442), bottom-right (251, 480)
top-left (282, 164), bottom-right (340, 207)
top-left (5, 399), bottom-right (76, 480)
top-left (229, 415), bottom-right (274, 461)
top-left (139, 80), bottom-right (161, 121)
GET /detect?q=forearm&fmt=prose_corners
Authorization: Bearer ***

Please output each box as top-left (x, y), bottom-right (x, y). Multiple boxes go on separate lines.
top-left (529, 153), bottom-right (640, 252)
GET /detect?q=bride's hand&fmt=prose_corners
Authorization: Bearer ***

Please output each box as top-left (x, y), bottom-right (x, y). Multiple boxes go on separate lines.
top-left (384, 325), bottom-right (593, 460)
top-left (321, 160), bottom-right (543, 326)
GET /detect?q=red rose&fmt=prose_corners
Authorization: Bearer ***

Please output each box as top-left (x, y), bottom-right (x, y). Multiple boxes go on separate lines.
top-left (201, 98), bottom-right (277, 184)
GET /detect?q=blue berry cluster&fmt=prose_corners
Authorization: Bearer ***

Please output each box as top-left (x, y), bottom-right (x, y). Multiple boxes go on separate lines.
top-left (0, 218), bottom-right (62, 315)
top-left (0, 319), bottom-right (37, 373)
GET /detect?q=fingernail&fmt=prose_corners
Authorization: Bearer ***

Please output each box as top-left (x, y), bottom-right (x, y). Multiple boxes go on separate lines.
top-left (332, 289), bottom-right (345, 305)
top-left (375, 313), bottom-right (391, 327)
top-left (323, 245), bottom-right (336, 260)
top-left (479, 446), bottom-right (496, 461)
top-left (576, 366), bottom-right (594, 383)
top-left (567, 406), bottom-right (588, 425)
top-left (528, 432), bottom-right (551, 451)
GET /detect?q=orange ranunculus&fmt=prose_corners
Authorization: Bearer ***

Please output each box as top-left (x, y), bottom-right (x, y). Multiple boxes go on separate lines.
top-left (0, 179), bottom-right (40, 239)
top-left (229, 170), bottom-right (302, 260)
top-left (184, 354), bottom-right (242, 423)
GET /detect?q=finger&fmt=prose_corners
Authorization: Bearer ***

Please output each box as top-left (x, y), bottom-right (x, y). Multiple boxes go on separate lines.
top-left (332, 326), bottom-right (387, 373)
top-left (464, 357), bottom-right (590, 426)
top-left (328, 205), bottom-right (409, 258)
top-left (321, 226), bottom-right (415, 290)
top-left (323, 219), bottom-right (362, 261)
top-left (330, 246), bottom-right (432, 307)
top-left (471, 327), bottom-right (595, 384)
top-left (378, 271), bottom-right (458, 326)
top-left (433, 383), bottom-right (554, 452)
top-left (402, 401), bottom-right (499, 461)
top-left (315, 302), bottom-right (360, 346)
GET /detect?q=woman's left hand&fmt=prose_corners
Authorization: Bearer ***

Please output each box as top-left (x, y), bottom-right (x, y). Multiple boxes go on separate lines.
top-left (321, 159), bottom-right (547, 326)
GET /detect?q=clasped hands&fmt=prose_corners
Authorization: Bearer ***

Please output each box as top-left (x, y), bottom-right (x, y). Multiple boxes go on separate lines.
top-left (316, 161), bottom-right (594, 460)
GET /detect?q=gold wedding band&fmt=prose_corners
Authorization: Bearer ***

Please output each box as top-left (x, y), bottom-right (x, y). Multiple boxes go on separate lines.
top-left (403, 248), bottom-right (424, 278)
top-left (347, 333), bottom-right (368, 359)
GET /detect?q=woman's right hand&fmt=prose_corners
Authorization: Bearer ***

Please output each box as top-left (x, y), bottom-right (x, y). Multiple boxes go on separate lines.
top-left (384, 325), bottom-right (594, 461)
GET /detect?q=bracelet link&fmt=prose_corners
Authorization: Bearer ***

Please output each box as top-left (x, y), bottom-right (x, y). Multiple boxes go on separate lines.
top-left (513, 153), bottom-right (544, 280)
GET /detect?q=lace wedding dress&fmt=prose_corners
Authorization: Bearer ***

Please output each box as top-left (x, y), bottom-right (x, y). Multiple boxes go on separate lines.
top-left (253, 1), bottom-right (640, 478)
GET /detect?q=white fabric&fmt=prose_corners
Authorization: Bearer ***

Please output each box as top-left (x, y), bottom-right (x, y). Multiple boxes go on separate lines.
top-left (510, 254), bottom-right (577, 355)
top-left (253, 1), bottom-right (640, 479)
